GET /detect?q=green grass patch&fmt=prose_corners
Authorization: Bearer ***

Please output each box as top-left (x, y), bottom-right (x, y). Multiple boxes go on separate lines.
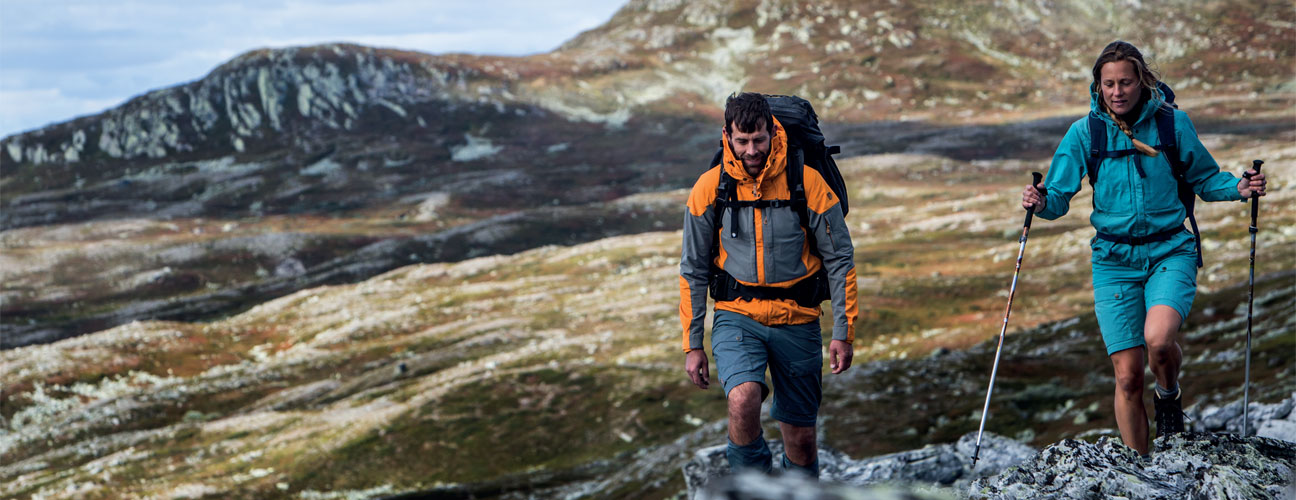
top-left (289, 366), bottom-right (724, 491)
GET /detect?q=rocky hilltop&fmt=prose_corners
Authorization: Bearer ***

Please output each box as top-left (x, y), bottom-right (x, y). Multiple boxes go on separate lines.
top-left (563, 0), bottom-right (1294, 122)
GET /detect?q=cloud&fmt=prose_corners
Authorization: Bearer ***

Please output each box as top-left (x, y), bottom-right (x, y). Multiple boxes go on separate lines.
top-left (0, 0), bottom-right (626, 137)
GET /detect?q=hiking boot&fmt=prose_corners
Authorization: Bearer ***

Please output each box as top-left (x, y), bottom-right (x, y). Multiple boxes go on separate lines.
top-left (1153, 389), bottom-right (1185, 438)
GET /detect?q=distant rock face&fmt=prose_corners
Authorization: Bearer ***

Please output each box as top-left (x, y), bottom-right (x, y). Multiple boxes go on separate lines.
top-left (4, 45), bottom-right (462, 165)
top-left (969, 433), bottom-right (1296, 500)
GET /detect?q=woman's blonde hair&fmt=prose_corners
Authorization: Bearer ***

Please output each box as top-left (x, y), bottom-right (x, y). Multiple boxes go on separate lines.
top-left (1092, 41), bottom-right (1162, 156)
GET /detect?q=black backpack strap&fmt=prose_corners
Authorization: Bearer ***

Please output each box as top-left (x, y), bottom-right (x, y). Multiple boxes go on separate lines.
top-left (785, 147), bottom-right (823, 260)
top-left (713, 165), bottom-right (738, 238)
top-left (1086, 114), bottom-right (1105, 187)
top-left (787, 148), bottom-right (807, 222)
top-left (1153, 106), bottom-right (1180, 166)
top-left (1087, 112), bottom-right (1148, 184)
top-left (710, 150), bottom-right (737, 267)
top-left (785, 147), bottom-right (829, 303)
top-left (1153, 106), bottom-right (1203, 268)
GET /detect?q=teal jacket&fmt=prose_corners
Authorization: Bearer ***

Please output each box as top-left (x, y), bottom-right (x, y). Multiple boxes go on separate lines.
top-left (1037, 86), bottom-right (1244, 266)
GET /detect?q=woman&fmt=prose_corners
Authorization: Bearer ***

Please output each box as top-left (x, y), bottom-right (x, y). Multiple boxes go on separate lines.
top-left (1021, 41), bottom-right (1267, 456)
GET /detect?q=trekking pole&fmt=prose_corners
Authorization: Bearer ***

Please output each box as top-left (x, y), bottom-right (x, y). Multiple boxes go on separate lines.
top-left (1241, 159), bottom-right (1263, 437)
top-left (972, 172), bottom-right (1046, 466)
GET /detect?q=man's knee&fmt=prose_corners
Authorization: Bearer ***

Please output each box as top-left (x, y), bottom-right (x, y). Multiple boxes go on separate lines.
top-left (727, 382), bottom-right (763, 412)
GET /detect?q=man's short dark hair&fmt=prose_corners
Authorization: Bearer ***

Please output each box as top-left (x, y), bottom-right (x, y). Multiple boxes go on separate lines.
top-left (724, 92), bottom-right (774, 135)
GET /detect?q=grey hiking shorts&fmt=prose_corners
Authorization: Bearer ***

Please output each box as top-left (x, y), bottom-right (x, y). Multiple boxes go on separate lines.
top-left (711, 310), bottom-right (823, 427)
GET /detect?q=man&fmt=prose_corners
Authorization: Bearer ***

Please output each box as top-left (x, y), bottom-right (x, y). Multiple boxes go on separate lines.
top-left (679, 92), bottom-right (859, 478)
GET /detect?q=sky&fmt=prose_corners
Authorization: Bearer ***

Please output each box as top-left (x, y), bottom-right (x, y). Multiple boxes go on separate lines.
top-left (0, 0), bottom-right (628, 138)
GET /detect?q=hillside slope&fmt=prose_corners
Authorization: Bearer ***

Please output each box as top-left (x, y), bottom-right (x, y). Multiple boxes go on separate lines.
top-left (3, 138), bottom-right (1292, 497)
top-left (2, 0), bottom-right (1291, 346)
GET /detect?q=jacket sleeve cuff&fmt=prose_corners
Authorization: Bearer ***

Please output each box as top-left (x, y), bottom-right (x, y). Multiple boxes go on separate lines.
top-left (831, 328), bottom-right (852, 343)
top-left (1036, 198), bottom-right (1063, 220)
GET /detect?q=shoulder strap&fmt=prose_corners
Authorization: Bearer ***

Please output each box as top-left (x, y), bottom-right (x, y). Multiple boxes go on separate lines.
top-left (784, 147), bottom-right (823, 258)
top-left (709, 149), bottom-right (737, 262)
top-left (1153, 106), bottom-right (1204, 268)
top-left (787, 147), bottom-right (806, 216)
top-left (1086, 113), bottom-right (1105, 187)
top-left (713, 161), bottom-right (737, 238)
top-left (1154, 106), bottom-right (1181, 171)
top-left (1087, 112), bottom-right (1150, 186)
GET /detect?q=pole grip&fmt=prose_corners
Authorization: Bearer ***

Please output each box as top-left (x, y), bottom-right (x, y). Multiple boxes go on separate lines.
top-left (1024, 172), bottom-right (1045, 228)
top-left (1246, 160), bottom-right (1263, 224)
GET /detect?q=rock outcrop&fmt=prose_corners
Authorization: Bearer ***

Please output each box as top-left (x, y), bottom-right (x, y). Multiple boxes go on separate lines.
top-left (688, 433), bottom-right (1296, 500)
top-left (1189, 391), bottom-right (1296, 442)
top-left (686, 394), bottom-right (1296, 499)
top-left (696, 471), bottom-right (959, 500)
top-left (969, 433), bottom-right (1295, 499)
top-left (684, 432), bottom-right (1035, 498)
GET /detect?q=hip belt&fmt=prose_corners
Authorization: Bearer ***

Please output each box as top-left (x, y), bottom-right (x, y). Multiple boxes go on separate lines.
top-left (709, 269), bottom-right (829, 308)
top-left (1095, 226), bottom-right (1188, 246)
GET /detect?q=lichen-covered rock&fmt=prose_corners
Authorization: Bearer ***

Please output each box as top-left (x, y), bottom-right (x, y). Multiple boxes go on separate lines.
top-left (0, 44), bottom-right (511, 166)
top-left (968, 432), bottom-right (1296, 499)
top-left (1188, 392), bottom-right (1296, 442)
top-left (834, 432), bottom-right (1034, 488)
top-left (695, 471), bottom-right (958, 500)
top-left (683, 432), bottom-right (1034, 498)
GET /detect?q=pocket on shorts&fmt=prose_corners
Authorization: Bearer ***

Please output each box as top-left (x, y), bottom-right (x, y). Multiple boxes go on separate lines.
top-left (711, 328), bottom-right (761, 375)
top-left (787, 354), bottom-right (823, 378)
top-left (1093, 282), bottom-right (1141, 349)
top-left (1094, 283), bottom-right (1132, 317)
top-left (1149, 264), bottom-right (1197, 319)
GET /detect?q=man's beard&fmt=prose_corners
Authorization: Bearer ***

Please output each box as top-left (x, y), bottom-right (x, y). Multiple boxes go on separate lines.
top-left (742, 153), bottom-right (766, 169)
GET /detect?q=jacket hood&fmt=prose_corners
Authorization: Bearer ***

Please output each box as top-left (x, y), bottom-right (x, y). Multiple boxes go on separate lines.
top-left (1089, 81), bottom-right (1167, 127)
top-left (720, 115), bottom-right (789, 186)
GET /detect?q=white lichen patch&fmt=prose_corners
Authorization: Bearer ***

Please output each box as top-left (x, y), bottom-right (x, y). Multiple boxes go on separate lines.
top-left (300, 157), bottom-right (343, 176)
top-left (449, 134), bottom-right (503, 162)
top-left (2, 370), bottom-right (182, 455)
top-left (297, 485), bottom-right (397, 500)
top-left (410, 192), bottom-right (450, 221)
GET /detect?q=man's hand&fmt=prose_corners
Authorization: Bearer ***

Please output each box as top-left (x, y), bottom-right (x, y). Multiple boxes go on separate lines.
top-left (829, 340), bottom-right (853, 374)
top-left (685, 350), bottom-right (710, 389)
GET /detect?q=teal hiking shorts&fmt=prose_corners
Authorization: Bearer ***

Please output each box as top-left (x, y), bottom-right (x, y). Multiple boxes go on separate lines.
top-left (1092, 250), bottom-right (1198, 356)
top-left (711, 310), bottom-right (823, 427)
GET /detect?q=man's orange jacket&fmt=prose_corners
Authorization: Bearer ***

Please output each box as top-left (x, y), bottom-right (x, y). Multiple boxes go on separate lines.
top-left (679, 117), bottom-right (859, 352)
